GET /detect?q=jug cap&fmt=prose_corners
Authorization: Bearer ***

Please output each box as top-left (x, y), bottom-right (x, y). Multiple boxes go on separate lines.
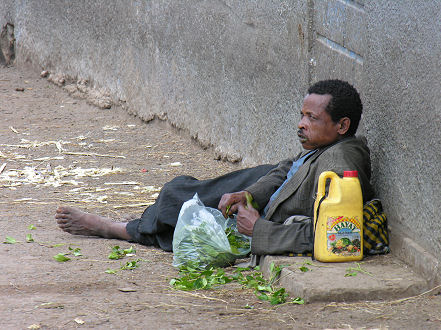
top-left (343, 170), bottom-right (358, 177)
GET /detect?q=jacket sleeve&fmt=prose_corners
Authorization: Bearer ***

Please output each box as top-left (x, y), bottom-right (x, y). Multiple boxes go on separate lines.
top-left (251, 216), bottom-right (313, 255)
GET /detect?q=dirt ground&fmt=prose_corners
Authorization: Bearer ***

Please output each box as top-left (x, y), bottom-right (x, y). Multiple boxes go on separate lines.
top-left (1, 65), bottom-right (440, 329)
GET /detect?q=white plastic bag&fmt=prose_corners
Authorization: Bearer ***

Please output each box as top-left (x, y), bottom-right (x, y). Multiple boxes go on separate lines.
top-left (172, 194), bottom-right (251, 269)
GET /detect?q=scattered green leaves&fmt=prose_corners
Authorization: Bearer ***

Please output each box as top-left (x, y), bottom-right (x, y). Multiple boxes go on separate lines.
top-left (170, 266), bottom-right (232, 291)
top-left (53, 253), bottom-right (71, 262)
top-left (53, 246), bottom-right (83, 262)
top-left (108, 245), bottom-right (136, 260)
top-left (4, 236), bottom-right (17, 244)
top-left (4, 225), bottom-right (37, 244)
top-left (345, 262), bottom-right (374, 277)
top-left (170, 262), bottom-right (295, 305)
top-left (235, 263), bottom-right (289, 305)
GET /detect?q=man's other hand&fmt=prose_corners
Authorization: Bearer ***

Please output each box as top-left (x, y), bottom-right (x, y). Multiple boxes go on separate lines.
top-left (236, 202), bottom-right (260, 237)
top-left (218, 191), bottom-right (248, 218)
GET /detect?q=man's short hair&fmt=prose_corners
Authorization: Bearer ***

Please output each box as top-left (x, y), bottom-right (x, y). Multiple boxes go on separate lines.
top-left (307, 79), bottom-right (362, 136)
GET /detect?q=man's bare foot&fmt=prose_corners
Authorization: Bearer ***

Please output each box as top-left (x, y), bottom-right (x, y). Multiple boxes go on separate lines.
top-left (55, 206), bottom-right (131, 240)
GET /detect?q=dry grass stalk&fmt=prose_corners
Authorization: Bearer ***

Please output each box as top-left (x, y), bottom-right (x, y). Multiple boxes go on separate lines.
top-left (9, 126), bottom-right (19, 134)
top-left (113, 202), bottom-right (155, 209)
top-left (62, 151), bottom-right (126, 159)
top-left (170, 290), bottom-right (229, 304)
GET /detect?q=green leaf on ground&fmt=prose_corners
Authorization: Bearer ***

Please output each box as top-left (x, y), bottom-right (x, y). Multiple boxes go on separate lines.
top-left (105, 268), bottom-right (118, 274)
top-left (345, 263), bottom-right (374, 277)
top-left (298, 260), bottom-right (312, 272)
top-left (268, 263), bottom-right (287, 285)
top-left (121, 259), bottom-right (141, 270)
top-left (28, 224), bottom-right (36, 230)
top-left (257, 292), bottom-right (269, 301)
top-left (105, 258), bottom-right (144, 274)
top-left (123, 246), bottom-right (136, 255)
top-left (290, 297), bottom-right (305, 305)
top-left (4, 236), bottom-right (17, 244)
top-left (26, 233), bottom-right (34, 243)
top-left (270, 288), bottom-right (288, 305)
top-left (345, 271), bottom-right (358, 277)
top-left (108, 245), bottom-right (136, 260)
top-left (68, 246), bottom-right (82, 256)
top-left (108, 246), bottom-right (124, 259)
top-left (53, 253), bottom-right (71, 262)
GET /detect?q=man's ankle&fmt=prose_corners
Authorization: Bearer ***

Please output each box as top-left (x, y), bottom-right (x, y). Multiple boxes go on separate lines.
top-left (108, 222), bottom-right (131, 240)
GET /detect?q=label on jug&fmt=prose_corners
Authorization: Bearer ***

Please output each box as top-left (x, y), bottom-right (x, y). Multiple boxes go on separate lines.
top-left (327, 216), bottom-right (361, 256)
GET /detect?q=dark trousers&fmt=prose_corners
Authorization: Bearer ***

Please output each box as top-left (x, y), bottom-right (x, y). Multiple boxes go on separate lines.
top-left (126, 164), bottom-right (276, 251)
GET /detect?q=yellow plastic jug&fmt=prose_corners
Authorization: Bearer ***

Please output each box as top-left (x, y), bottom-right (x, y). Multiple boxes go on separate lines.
top-left (313, 170), bottom-right (363, 262)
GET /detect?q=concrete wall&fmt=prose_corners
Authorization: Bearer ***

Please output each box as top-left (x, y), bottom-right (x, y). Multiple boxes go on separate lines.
top-left (1, 1), bottom-right (440, 282)
top-left (362, 1), bottom-right (441, 285)
top-left (2, 0), bottom-right (312, 163)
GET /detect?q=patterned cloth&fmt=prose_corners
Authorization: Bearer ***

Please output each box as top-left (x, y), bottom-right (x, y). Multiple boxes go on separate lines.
top-left (363, 199), bottom-right (390, 255)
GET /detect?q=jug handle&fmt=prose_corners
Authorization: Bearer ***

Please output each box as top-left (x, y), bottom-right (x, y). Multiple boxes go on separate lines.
top-left (316, 171), bottom-right (339, 200)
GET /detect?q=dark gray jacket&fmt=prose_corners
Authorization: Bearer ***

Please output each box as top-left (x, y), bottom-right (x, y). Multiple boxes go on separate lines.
top-left (246, 136), bottom-right (374, 255)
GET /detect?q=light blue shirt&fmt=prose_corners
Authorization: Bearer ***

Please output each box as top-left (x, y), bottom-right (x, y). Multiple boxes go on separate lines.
top-left (262, 150), bottom-right (317, 216)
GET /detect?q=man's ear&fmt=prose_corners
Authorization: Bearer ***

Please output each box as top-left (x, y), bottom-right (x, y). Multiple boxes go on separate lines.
top-left (337, 117), bottom-right (351, 135)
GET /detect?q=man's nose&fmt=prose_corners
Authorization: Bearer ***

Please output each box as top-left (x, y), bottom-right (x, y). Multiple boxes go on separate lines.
top-left (298, 117), bottom-right (306, 129)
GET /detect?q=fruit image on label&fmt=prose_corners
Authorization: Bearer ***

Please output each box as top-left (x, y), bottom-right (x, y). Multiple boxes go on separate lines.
top-left (326, 216), bottom-right (361, 256)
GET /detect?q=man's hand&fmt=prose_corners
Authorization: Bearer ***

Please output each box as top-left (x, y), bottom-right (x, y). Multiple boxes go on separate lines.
top-left (236, 202), bottom-right (260, 237)
top-left (218, 191), bottom-right (248, 218)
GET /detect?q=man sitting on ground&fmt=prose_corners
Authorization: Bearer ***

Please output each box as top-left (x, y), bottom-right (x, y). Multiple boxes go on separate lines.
top-left (55, 79), bottom-right (374, 257)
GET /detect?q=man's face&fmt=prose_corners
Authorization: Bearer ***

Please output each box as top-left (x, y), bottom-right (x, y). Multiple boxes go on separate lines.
top-left (297, 93), bottom-right (342, 150)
